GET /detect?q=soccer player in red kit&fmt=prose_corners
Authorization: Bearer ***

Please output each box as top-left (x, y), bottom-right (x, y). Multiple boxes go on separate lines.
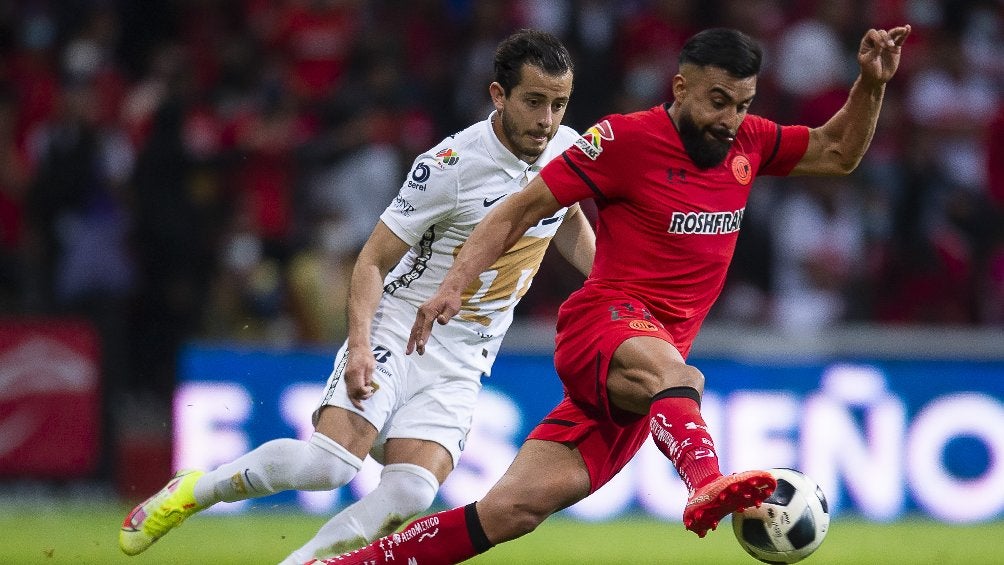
top-left (316, 24), bottom-right (911, 565)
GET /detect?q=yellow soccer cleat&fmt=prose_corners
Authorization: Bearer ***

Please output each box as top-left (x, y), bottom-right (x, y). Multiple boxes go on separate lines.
top-left (119, 470), bottom-right (205, 555)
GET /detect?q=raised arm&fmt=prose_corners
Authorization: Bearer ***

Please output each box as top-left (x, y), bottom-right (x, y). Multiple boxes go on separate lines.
top-left (790, 25), bottom-right (911, 176)
top-left (407, 175), bottom-right (564, 354)
top-left (551, 203), bottom-right (595, 277)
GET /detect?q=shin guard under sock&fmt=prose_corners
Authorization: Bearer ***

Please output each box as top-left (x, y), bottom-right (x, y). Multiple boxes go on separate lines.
top-left (648, 387), bottom-right (722, 494)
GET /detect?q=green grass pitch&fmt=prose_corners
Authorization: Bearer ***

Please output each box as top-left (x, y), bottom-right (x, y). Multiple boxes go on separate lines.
top-left (3, 502), bottom-right (1003, 564)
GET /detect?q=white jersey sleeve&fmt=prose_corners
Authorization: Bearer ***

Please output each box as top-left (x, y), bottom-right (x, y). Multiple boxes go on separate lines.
top-left (380, 152), bottom-right (460, 248)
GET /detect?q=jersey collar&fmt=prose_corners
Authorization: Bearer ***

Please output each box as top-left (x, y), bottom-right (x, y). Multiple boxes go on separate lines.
top-left (484, 111), bottom-right (535, 180)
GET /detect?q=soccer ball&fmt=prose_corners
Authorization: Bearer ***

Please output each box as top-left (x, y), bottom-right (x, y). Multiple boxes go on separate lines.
top-left (731, 468), bottom-right (830, 564)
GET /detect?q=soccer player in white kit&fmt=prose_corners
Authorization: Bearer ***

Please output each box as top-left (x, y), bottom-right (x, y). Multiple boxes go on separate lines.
top-left (119, 29), bottom-right (595, 564)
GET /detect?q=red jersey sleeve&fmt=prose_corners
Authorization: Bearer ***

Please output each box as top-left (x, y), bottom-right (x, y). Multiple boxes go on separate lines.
top-left (744, 115), bottom-right (810, 176)
top-left (541, 114), bottom-right (632, 207)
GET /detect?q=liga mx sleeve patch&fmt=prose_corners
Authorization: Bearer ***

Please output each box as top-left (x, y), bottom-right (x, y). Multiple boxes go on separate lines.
top-left (573, 119), bottom-right (614, 160)
top-left (434, 148), bottom-right (460, 168)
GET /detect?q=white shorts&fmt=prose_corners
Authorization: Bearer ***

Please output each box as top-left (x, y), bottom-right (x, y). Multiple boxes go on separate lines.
top-left (314, 297), bottom-right (483, 467)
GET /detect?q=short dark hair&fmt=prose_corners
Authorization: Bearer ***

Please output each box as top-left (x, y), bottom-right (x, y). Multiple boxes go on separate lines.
top-left (494, 29), bottom-right (573, 95)
top-left (679, 28), bottom-right (763, 78)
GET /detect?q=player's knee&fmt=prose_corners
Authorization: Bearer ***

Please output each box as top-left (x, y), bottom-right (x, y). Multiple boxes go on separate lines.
top-left (638, 364), bottom-right (704, 391)
top-left (610, 363), bottom-right (705, 413)
top-left (378, 463), bottom-right (440, 520)
top-left (305, 433), bottom-right (363, 489)
top-left (674, 364), bottom-right (704, 393)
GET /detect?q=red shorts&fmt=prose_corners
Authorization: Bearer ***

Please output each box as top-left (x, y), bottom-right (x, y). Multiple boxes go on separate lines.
top-left (527, 284), bottom-right (682, 492)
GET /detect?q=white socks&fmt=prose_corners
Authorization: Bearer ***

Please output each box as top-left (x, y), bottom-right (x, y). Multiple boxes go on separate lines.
top-left (193, 432), bottom-right (363, 506)
top-left (279, 463), bottom-right (440, 565)
top-left (187, 433), bottom-right (442, 565)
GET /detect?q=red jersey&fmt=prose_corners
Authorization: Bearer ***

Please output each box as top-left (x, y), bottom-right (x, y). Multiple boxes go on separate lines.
top-left (541, 104), bottom-right (809, 353)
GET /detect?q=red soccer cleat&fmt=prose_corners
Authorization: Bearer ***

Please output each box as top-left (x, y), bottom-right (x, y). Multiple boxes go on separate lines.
top-left (683, 470), bottom-right (776, 538)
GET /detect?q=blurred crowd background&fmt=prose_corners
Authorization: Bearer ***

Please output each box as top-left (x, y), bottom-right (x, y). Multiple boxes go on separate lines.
top-left (0, 0), bottom-right (1002, 481)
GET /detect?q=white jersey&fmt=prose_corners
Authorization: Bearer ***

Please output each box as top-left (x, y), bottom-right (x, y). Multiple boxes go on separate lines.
top-left (379, 112), bottom-right (579, 373)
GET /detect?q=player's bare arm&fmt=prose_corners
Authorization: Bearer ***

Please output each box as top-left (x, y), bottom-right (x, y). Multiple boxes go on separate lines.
top-left (344, 221), bottom-right (412, 409)
top-left (407, 176), bottom-right (564, 355)
top-left (551, 203), bottom-right (596, 277)
top-left (791, 25), bottom-right (911, 176)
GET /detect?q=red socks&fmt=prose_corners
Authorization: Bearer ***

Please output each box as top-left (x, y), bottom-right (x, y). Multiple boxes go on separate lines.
top-left (648, 387), bottom-right (721, 494)
top-left (315, 503), bottom-right (492, 564)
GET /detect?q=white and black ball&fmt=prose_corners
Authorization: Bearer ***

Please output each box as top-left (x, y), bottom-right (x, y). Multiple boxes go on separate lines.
top-left (731, 468), bottom-right (830, 564)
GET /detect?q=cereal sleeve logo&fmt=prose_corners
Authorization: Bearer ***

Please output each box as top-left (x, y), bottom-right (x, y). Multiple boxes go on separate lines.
top-left (731, 154), bottom-right (752, 185)
top-left (574, 119), bottom-right (614, 160)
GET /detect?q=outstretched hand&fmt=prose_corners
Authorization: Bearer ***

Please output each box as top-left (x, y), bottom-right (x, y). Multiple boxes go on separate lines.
top-left (858, 25), bottom-right (911, 86)
top-left (407, 290), bottom-right (461, 355)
